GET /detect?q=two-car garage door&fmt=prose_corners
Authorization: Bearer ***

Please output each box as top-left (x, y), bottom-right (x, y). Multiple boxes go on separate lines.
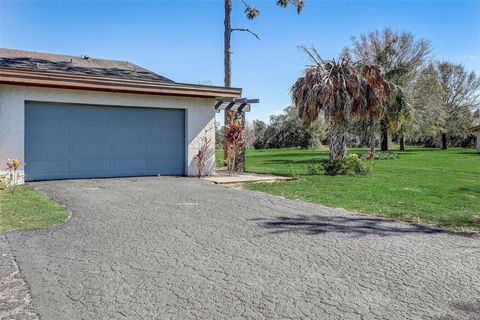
top-left (25, 102), bottom-right (185, 181)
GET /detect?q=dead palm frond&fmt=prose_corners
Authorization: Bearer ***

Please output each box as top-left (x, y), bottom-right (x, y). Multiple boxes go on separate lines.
top-left (291, 47), bottom-right (389, 126)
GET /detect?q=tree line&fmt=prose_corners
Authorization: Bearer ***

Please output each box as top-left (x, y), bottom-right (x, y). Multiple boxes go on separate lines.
top-left (218, 28), bottom-right (480, 153)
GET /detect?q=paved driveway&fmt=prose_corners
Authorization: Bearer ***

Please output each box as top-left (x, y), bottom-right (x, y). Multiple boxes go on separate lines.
top-left (6, 177), bottom-right (480, 319)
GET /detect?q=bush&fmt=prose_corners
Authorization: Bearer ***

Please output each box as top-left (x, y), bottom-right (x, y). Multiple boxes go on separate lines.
top-left (320, 159), bottom-right (349, 176)
top-left (306, 162), bottom-right (321, 175)
top-left (320, 155), bottom-right (369, 176)
top-left (347, 154), bottom-right (369, 175)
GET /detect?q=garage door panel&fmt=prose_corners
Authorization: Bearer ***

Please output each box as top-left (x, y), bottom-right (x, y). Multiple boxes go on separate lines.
top-left (113, 159), bottom-right (148, 172)
top-left (150, 126), bottom-right (180, 139)
top-left (71, 125), bottom-right (109, 139)
top-left (28, 160), bottom-right (70, 174)
top-left (70, 106), bottom-right (110, 121)
top-left (72, 160), bottom-right (110, 173)
top-left (25, 102), bottom-right (185, 181)
top-left (149, 109), bottom-right (184, 122)
top-left (27, 103), bottom-right (69, 120)
top-left (29, 121), bottom-right (69, 139)
top-left (29, 142), bottom-right (70, 158)
top-left (112, 109), bottom-right (148, 123)
top-left (112, 125), bottom-right (148, 139)
top-left (113, 142), bottom-right (148, 155)
top-left (150, 158), bottom-right (183, 167)
top-left (150, 143), bottom-right (183, 156)
top-left (71, 142), bottom-right (111, 156)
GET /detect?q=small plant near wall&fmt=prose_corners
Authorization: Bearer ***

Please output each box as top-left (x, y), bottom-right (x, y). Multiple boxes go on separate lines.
top-left (5, 159), bottom-right (23, 190)
top-left (225, 123), bottom-right (244, 176)
top-left (194, 128), bottom-right (212, 177)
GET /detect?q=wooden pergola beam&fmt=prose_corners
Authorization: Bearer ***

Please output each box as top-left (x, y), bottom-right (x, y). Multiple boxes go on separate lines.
top-left (214, 97), bottom-right (259, 112)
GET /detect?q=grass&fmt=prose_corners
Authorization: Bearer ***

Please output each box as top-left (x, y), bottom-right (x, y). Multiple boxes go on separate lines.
top-left (217, 147), bottom-right (480, 232)
top-left (0, 184), bottom-right (69, 234)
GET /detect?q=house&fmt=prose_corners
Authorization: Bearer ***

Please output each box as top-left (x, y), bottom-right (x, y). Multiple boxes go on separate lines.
top-left (471, 124), bottom-right (480, 154)
top-left (0, 48), bottom-right (247, 181)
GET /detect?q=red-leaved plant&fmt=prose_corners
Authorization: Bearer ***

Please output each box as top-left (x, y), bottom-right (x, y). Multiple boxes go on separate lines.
top-left (194, 128), bottom-right (212, 177)
top-left (225, 123), bottom-right (244, 175)
top-left (6, 159), bottom-right (23, 189)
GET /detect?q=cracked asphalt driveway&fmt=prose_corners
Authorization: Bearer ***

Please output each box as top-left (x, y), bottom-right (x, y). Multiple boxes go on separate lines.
top-left (6, 177), bottom-right (480, 319)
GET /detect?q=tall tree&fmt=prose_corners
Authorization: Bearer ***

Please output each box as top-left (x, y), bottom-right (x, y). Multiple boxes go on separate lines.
top-left (224, 0), bottom-right (304, 170)
top-left (291, 48), bottom-right (389, 159)
top-left (408, 64), bottom-right (445, 146)
top-left (345, 28), bottom-right (431, 151)
top-left (433, 62), bottom-right (480, 149)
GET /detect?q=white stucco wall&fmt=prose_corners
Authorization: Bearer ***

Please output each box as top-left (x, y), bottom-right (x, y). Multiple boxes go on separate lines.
top-left (0, 84), bottom-right (216, 179)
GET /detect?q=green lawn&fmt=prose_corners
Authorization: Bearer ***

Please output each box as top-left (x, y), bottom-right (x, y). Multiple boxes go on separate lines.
top-left (0, 185), bottom-right (69, 234)
top-left (217, 147), bottom-right (480, 232)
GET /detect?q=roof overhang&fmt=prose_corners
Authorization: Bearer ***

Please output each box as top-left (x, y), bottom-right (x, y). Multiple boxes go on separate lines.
top-left (0, 67), bottom-right (242, 99)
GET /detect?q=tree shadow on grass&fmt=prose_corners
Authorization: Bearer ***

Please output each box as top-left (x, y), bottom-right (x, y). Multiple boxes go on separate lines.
top-left (251, 214), bottom-right (445, 237)
top-left (262, 159), bottom-right (325, 165)
top-left (456, 152), bottom-right (480, 156)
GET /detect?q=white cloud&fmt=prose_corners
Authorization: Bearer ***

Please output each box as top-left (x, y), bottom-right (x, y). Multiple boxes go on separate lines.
top-left (463, 54), bottom-right (478, 60)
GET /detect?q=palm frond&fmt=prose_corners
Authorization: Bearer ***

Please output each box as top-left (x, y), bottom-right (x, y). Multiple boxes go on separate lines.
top-left (291, 48), bottom-right (389, 126)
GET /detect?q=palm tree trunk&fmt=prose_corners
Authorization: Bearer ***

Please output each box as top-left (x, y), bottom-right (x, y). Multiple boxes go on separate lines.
top-left (223, 0), bottom-right (232, 160)
top-left (441, 133), bottom-right (448, 150)
top-left (399, 134), bottom-right (405, 151)
top-left (369, 116), bottom-right (376, 152)
top-left (223, 0), bottom-right (245, 171)
top-left (380, 117), bottom-right (389, 151)
top-left (328, 117), bottom-right (348, 159)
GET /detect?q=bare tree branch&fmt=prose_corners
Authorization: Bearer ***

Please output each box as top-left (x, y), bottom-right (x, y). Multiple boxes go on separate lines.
top-left (231, 28), bottom-right (260, 40)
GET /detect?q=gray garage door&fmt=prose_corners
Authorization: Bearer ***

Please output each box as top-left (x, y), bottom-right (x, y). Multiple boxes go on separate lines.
top-left (25, 101), bottom-right (185, 181)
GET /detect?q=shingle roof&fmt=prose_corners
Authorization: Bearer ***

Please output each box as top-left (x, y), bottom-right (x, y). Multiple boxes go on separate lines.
top-left (0, 48), bottom-right (173, 82)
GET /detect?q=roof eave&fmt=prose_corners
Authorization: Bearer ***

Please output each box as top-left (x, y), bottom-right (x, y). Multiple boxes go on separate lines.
top-left (0, 67), bottom-right (242, 99)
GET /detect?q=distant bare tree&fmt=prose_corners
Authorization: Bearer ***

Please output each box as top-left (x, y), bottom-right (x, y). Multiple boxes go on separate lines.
top-left (345, 28), bottom-right (431, 151)
top-left (408, 64), bottom-right (445, 142)
top-left (433, 62), bottom-right (480, 149)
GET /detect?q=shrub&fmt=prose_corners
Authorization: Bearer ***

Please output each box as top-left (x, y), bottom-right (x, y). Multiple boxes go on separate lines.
top-left (320, 159), bottom-right (349, 176)
top-left (347, 154), bottom-right (369, 175)
top-left (306, 162), bottom-right (321, 175)
top-left (320, 155), bottom-right (369, 176)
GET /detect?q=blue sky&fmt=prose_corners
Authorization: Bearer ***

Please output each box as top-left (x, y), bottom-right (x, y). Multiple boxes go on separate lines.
top-left (1, 0), bottom-right (479, 123)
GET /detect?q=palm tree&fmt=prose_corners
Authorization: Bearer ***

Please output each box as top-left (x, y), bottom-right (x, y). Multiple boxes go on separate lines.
top-left (291, 48), bottom-right (389, 159)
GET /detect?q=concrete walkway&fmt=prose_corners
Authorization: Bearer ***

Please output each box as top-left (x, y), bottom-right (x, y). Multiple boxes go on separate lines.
top-left (5, 177), bottom-right (480, 319)
top-left (202, 171), bottom-right (292, 185)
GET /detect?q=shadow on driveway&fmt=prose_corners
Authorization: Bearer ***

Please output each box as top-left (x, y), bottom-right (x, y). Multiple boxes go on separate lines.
top-left (251, 214), bottom-right (445, 237)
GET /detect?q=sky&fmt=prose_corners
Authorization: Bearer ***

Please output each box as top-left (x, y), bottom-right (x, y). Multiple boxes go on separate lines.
top-left (1, 0), bottom-right (479, 124)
